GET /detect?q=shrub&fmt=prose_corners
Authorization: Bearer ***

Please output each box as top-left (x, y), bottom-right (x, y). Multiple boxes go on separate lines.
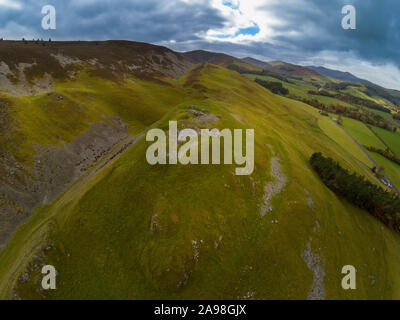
top-left (254, 78), bottom-right (289, 95)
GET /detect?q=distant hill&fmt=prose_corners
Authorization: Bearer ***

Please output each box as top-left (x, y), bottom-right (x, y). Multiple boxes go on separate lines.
top-left (267, 61), bottom-right (323, 77)
top-left (243, 57), bottom-right (322, 77)
top-left (307, 66), bottom-right (372, 84)
top-left (183, 50), bottom-right (242, 67)
top-left (242, 57), bottom-right (272, 70)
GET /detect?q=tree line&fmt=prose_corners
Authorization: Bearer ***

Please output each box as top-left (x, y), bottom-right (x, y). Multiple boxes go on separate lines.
top-left (310, 152), bottom-right (400, 232)
top-left (365, 146), bottom-right (400, 165)
top-left (254, 78), bottom-right (289, 95)
top-left (309, 89), bottom-right (391, 114)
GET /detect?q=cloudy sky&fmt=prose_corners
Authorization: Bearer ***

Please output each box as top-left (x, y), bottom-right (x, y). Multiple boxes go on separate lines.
top-left (1, 0), bottom-right (400, 89)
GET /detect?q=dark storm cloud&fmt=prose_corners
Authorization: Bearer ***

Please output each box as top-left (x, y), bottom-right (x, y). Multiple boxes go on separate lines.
top-left (0, 0), bottom-right (225, 42)
top-left (1, 0), bottom-right (400, 87)
top-left (259, 0), bottom-right (400, 66)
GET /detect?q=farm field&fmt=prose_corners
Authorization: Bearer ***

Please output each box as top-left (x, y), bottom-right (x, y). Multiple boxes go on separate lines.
top-left (342, 118), bottom-right (386, 149)
top-left (318, 117), bottom-right (373, 167)
top-left (244, 74), bottom-right (310, 98)
top-left (371, 126), bottom-right (400, 156)
top-left (369, 152), bottom-right (400, 189)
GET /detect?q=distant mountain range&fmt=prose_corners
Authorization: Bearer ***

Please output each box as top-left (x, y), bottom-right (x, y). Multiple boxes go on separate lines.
top-left (242, 57), bottom-right (371, 84)
top-left (182, 51), bottom-right (400, 107)
top-left (306, 66), bottom-right (372, 84)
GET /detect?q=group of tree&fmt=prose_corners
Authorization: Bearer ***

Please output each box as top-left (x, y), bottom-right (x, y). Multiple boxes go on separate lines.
top-left (335, 106), bottom-right (397, 132)
top-left (291, 95), bottom-right (325, 110)
top-left (254, 78), bottom-right (289, 95)
top-left (365, 146), bottom-right (400, 166)
top-left (324, 82), bottom-right (362, 91)
top-left (310, 152), bottom-right (400, 232)
top-left (22, 38), bottom-right (52, 45)
top-left (336, 93), bottom-right (391, 113)
top-left (363, 84), bottom-right (400, 108)
top-left (308, 89), bottom-right (336, 98)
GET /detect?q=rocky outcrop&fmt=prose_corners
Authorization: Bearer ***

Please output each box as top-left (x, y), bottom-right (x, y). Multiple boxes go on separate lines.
top-left (0, 116), bottom-right (128, 249)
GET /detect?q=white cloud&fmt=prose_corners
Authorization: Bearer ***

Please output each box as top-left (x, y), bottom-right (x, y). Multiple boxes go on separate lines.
top-left (0, 0), bottom-right (22, 10)
top-left (204, 0), bottom-right (282, 43)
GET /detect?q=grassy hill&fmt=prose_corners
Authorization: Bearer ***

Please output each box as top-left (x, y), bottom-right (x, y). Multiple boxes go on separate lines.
top-left (0, 42), bottom-right (400, 299)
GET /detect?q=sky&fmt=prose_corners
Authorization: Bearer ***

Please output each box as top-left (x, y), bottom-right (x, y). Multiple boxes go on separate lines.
top-left (1, 0), bottom-right (400, 89)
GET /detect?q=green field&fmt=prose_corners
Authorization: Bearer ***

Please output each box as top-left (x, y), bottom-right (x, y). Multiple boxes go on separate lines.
top-left (369, 152), bottom-right (400, 189)
top-left (310, 95), bottom-right (357, 109)
top-left (340, 118), bottom-right (399, 189)
top-left (371, 126), bottom-right (400, 156)
top-left (318, 117), bottom-right (372, 167)
top-left (342, 118), bottom-right (385, 149)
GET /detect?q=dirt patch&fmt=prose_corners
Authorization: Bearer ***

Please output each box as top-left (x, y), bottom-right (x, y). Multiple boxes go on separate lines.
top-left (260, 146), bottom-right (287, 216)
top-left (193, 114), bottom-right (219, 125)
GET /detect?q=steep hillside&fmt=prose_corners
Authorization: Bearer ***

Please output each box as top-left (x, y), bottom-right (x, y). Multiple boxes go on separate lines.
top-left (0, 40), bottom-right (195, 249)
top-left (2, 59), bottom-right (400, 300)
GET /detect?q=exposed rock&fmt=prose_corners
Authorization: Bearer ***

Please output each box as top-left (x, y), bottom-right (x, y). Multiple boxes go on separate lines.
top-left (307, 197), bottom-right (315, 208)
top-left (260, 146), bottom-right (287, 216)
top-left (50, 53), bottom-right (82, 68)
top-left (193, 114), bottom-right (220, 125)
top-left (188, 105), bottom-right (201, 111)
top-left (302, 241), bottom-right (326, 300)
top-left (0, 116), bottom-right (129, 249)
top-left (188, 110), bottom-right (202, 117)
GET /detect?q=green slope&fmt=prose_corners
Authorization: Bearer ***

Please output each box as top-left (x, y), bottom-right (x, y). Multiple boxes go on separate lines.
top-left (2, 64), bottom-right (400, 300)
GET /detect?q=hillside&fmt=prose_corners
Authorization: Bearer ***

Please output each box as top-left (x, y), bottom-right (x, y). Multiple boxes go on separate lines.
top-left (0, 40), bottom-right (195, 249)
top-left (307, 66), bottom-right (371, 84)
top-left (242, 57), bottom-right (272, 70)
top-left (184, 50), bottom-right (241, 67)
top-left (0, 41), bottom-right (400, 300)
top-left (243, 57), bottom-right (322, 77)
